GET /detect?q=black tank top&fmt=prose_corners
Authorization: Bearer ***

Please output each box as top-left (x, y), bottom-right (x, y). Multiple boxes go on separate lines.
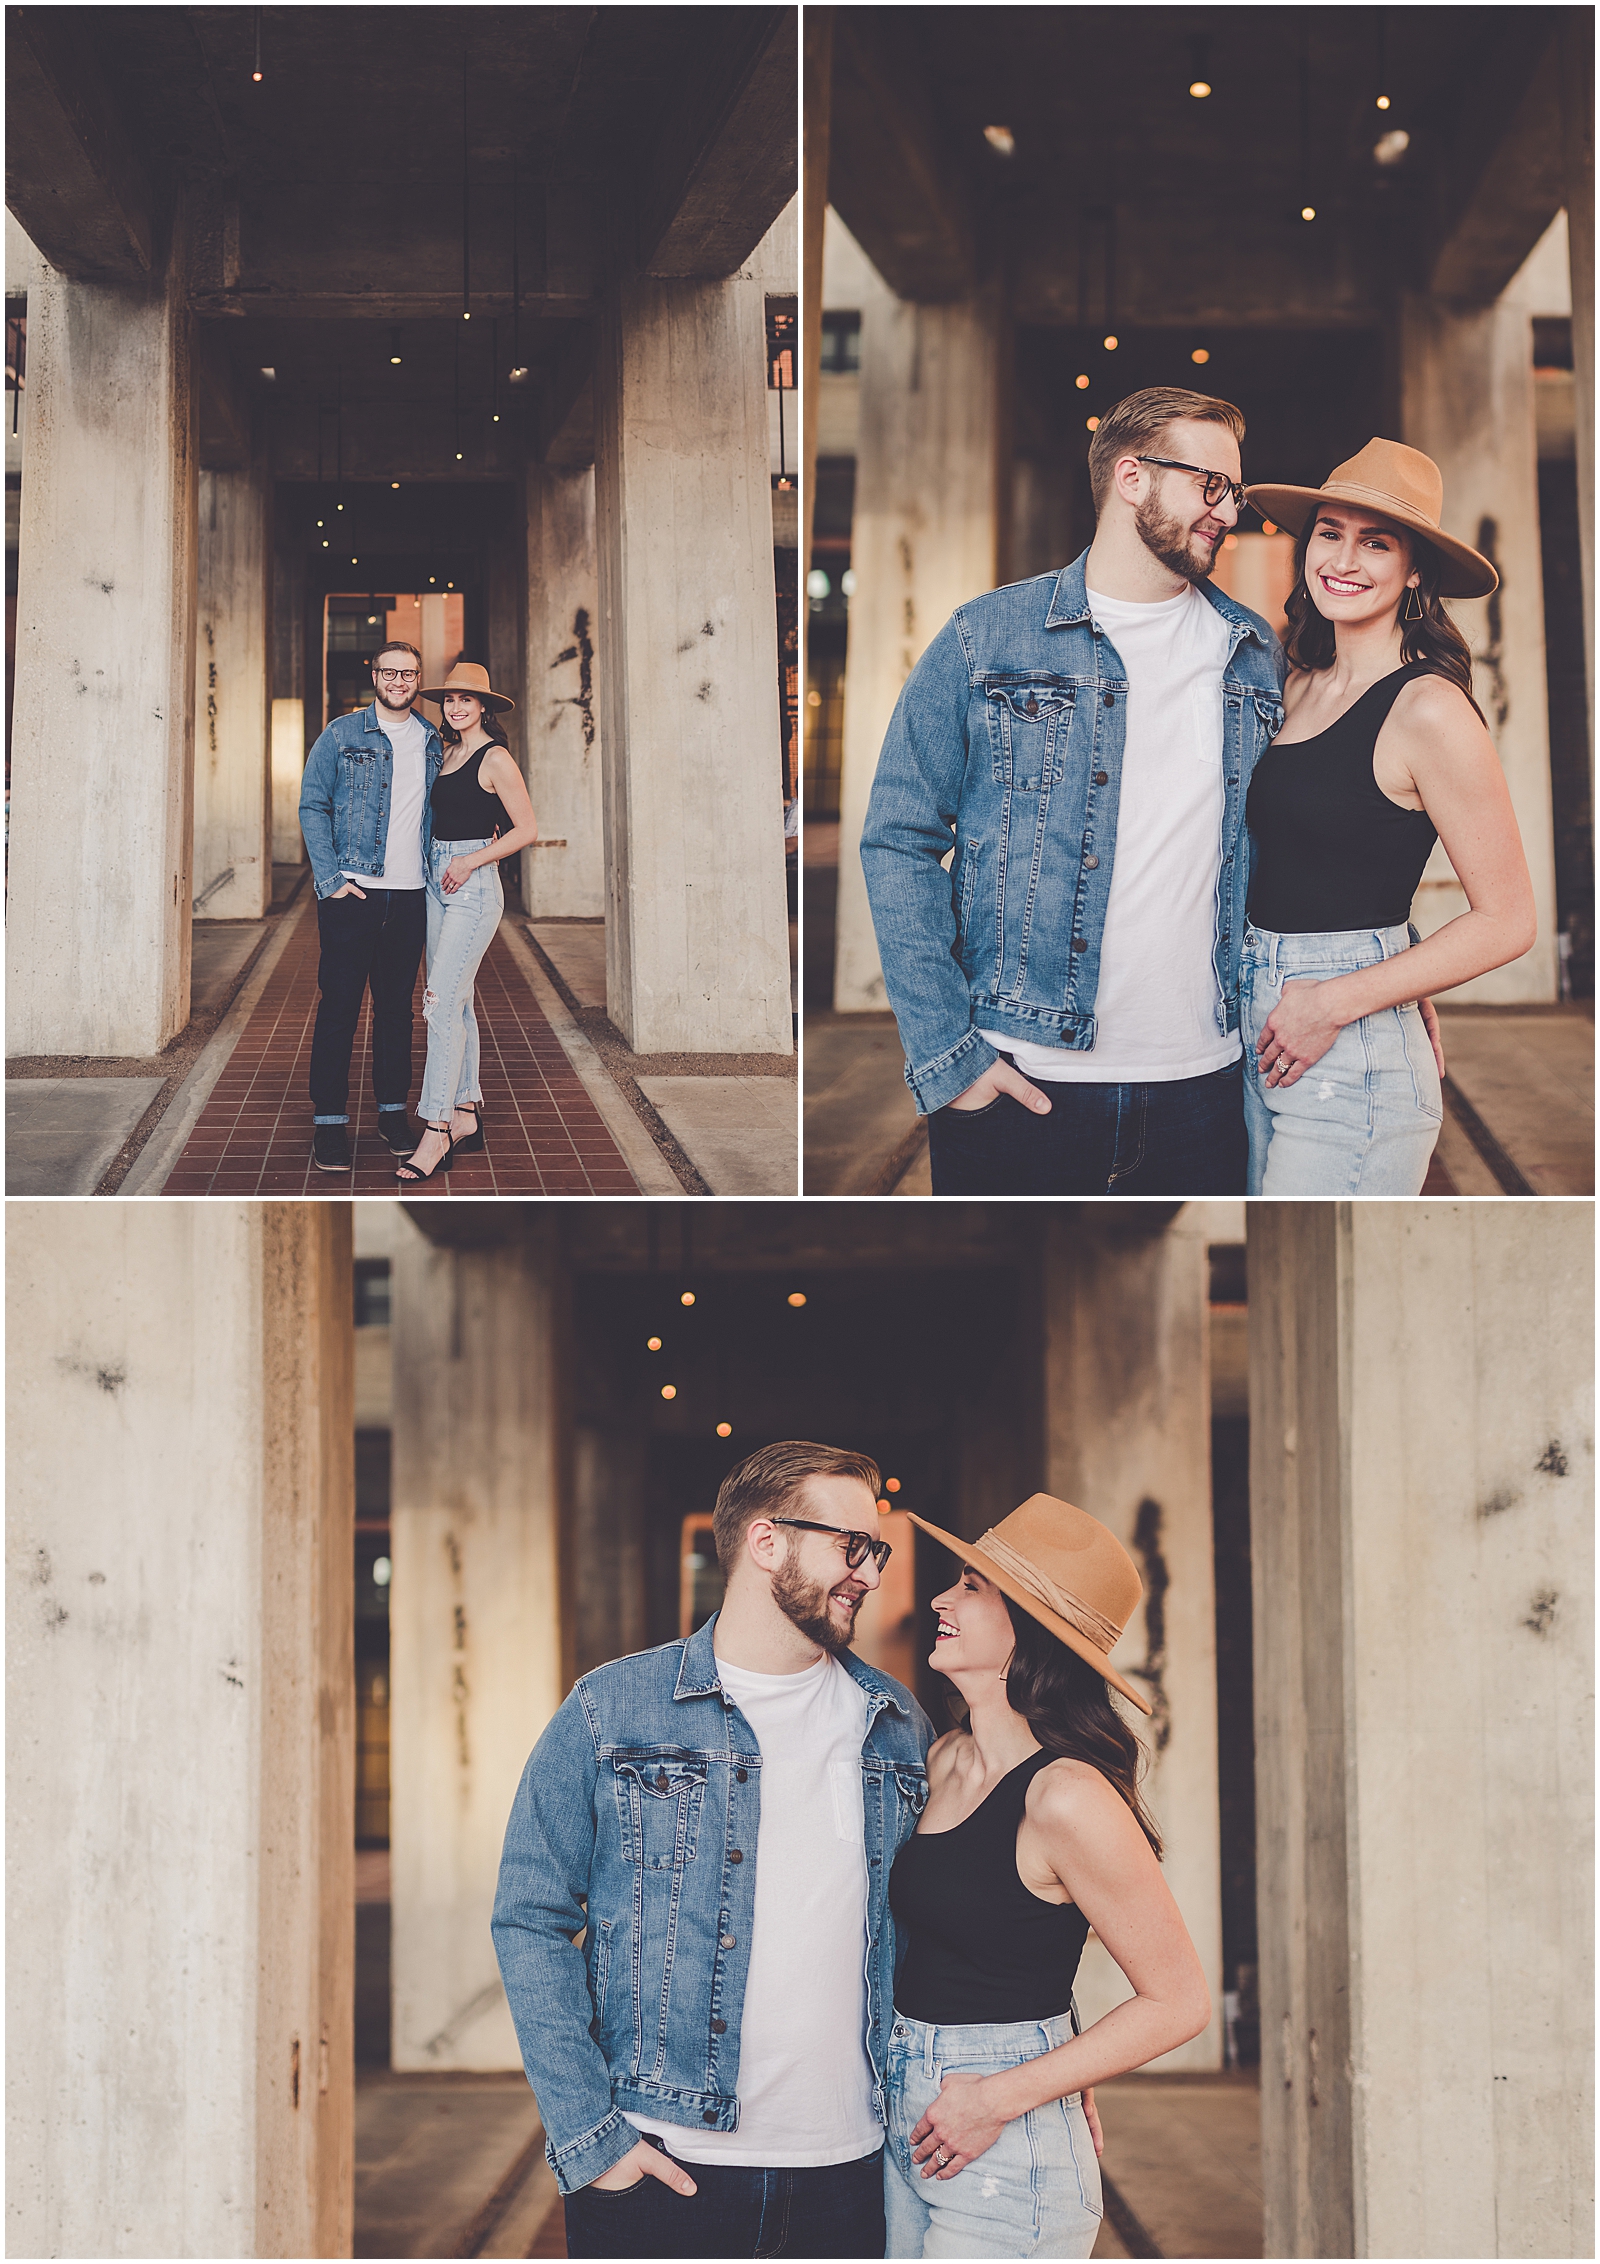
top-left (889, 1749), bottom-right (1090, 2024)
top-left (1245, 663), bottom-right (1443, 933)
top-left (431, 745), bottom-right (513, 842)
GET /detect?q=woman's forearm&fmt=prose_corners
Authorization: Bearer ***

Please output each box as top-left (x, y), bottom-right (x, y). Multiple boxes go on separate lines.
top-left (981, 1989), bottom-right (1209, 2123)
top-left (1320, 904), bottom-right (1537, 1026)
top-left (465, 824), bottom-right (538, 870)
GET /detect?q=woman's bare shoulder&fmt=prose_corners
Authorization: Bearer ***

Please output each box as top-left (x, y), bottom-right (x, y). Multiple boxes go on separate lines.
top-left (1027, 1755), bottom-right (1134, 1831)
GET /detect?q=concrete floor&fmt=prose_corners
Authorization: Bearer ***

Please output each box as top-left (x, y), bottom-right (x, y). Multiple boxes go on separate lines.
top-left (637, 1075), bottom-right (799, 1194)
top-left (349, 2066), bottom-right (1262, 2260)
top-left (803, 1004), bottom-right (1595, 1198)
top-left (5, 1077), bottom-right (167, 1195)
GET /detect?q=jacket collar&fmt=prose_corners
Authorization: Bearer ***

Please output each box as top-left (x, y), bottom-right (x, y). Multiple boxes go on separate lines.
top-left (674, 1611), bottom-right (912, 1716)
top-left (1043, 547), bottom-right (1273, 649)
top-left (364, 699), bottom-right (441, 747)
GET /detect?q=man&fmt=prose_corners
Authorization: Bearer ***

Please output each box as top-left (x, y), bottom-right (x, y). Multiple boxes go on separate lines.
top-left (860, 385), bottom-right (1286, 1196)
top-left (297, 641), bottom-right (443, 1169)
top-left (491, 1441), bottom-right (934, 2261)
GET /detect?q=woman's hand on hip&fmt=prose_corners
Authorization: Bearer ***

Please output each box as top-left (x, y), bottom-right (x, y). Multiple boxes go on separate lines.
top-left (441, 855), bottom-right (475, 895)
top-left (910, 2071), bottom-right (1008, 2177)
top-left (1082, 2086), bottom-right (1103, 2157)
top-left (1256, 976), bottom-right (1345, 1086)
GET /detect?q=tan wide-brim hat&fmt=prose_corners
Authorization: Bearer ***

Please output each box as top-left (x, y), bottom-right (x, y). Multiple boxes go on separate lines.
top-left (1246, 437), bottom-right (1498, 599)
top-left (420, 660), bottom-right (516, 712)
top-left (906, 1492), bottom-right (1152, 1715)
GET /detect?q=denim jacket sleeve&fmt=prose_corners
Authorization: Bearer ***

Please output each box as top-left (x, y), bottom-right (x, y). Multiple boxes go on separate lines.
top-left (858, 615), bottom-right (994, 1114)
top-left (490, 1688), bottom-right (638, 2193)
top-left (297, 725), bottom-right (346, 902)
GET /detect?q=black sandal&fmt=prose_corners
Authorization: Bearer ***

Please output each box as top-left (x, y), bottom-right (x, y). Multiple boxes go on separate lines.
top-left (451, 1101), bottom-right (485, 1156)
top-left (395, 1124), bottom-right (455, 1183)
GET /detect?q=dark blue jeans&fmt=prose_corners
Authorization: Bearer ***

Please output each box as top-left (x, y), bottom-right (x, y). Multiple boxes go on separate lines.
top-left (309, 885), bottom-right (426, 1125)
top-left (562, 2138), bottom-right (885, 2260)
top-left (927, 1056), bottom-right (1247, 1196)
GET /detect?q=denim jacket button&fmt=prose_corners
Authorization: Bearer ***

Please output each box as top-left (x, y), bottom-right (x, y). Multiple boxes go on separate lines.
top-left (1024, 696), bottom-right (1039, 716)
top-left (1102, 691), bottom-right (1115, 708)
top-left (1084, 854), bottom-right (1099, 870)
top-left (1071, 938), bottom-right (1088, 954)
top-left (711, 2018), bottom-right (727, 2034)
top-left (720, 1934), bottom-right (736, 1948)
top-left (735, 1768), bottom-right (748, 1783)
top-left (1094, 769), bottom-right (1109, 785)
top-left (703, 2109), bottom-right (719, 2123)
top-left (729, 1849), bottom-right (744, 1864)
top-left (654, 1771), bottom-right (669, 1790)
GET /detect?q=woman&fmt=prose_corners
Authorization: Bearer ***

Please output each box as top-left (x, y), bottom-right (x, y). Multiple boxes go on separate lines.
top-left (396, 663), bottom-right (539, 1184)
top-left (885, 1494), bottom-right (1210, 2260)
top-left (1239, 439), bottom-right (1537, 1194)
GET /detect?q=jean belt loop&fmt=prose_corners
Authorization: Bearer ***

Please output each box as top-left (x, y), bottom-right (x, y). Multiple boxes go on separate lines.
top-left (1378, 925), bottom-right (1393, 961)
top-left (925, 2023), bottom-right (938, 2081)
top-left (1268, 929), bottom-right (1280, 982)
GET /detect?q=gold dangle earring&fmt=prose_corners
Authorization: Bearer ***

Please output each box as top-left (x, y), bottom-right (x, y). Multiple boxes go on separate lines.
top-left (1403, 584), bottom-right (1424, 623)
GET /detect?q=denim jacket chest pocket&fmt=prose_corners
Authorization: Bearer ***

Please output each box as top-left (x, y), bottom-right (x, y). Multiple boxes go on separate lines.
top-left (612, 1755), bottom-right (708, 1871)
top-left (893, 1767), bottom-right (929, 1824)
top-left (1247, 691), bottom-right (1285, 746)
top-left (983, 677), bottom-right (1077, 793)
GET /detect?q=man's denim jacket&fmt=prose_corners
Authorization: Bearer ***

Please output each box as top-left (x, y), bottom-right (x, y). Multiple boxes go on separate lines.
top-left (860, 552), bottom-right (1287, 1114)
top-left (297, 702), bottom-right (443, 901)
top-left (490, 1615), bottom-right (934, 2194)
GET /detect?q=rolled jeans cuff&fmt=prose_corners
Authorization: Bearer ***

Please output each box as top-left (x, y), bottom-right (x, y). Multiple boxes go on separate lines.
top-left (312, 1113), bottom-right (349, 1126)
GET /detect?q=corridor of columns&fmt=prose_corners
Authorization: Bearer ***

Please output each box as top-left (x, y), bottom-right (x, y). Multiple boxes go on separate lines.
top-left (4, 6), bottom-right (799, 1196)
top-left (8, 1197), bottom-right (1591, 2256)
top-left (802, 4), bottom-right (1595, 1197)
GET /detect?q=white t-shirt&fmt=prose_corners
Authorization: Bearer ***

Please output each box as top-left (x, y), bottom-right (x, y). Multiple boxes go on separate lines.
top-left (345, 703), bottom-right (427, 890)
top-left (626, 1651), bottom-right (880, 2169)
top-left (984, 580), bottom-right (1239, 1083)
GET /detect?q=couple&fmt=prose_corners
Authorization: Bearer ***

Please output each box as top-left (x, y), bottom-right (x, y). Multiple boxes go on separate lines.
top-left (492, 1441), bottom-right (1207, 2261)
top-left (861, 385), bottom-right (1538, 1196)
top-left (297, 645), bottom-right (538, 1182)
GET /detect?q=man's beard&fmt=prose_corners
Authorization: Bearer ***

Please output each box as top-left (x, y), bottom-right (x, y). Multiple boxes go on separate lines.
top-left (1135, 489), bottom-right (1218, 586)
top-left (771, 1555), bottom-right (863, 1657)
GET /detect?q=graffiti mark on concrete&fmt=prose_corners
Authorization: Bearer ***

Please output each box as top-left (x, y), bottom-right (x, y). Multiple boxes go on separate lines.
top-left (1535, 1440), bottom-right (1568, 1477)
top-left (1129, 1498), bottom-right (1172, 1753)
top-left (551, 606), bottom-right (596, 751)
top-left (1524, 1590), bottom-right (1558, 1636)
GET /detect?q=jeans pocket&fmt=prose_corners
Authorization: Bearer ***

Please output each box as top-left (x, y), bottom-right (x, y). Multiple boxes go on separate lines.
top-left (943, 1092), bottom-right (1005, 1120)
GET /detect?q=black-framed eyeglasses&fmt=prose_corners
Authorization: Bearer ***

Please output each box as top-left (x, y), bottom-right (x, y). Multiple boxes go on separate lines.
top-left (1135, 456), bottom-right (1246, 511)
top-left (375, 666), bottom-right (421, 682)
top-left (769, 1516), bottom-right (893, 1572)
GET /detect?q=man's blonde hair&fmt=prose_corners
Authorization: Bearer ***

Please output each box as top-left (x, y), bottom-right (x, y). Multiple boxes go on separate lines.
top-left (1087, 387), bottom-right (1246, 511)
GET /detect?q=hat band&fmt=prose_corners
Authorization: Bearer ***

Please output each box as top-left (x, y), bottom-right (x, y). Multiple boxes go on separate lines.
top-left (976, 1529), bottom-right (1123, 1655)
top-left (1320, 479), bottom-right (1441, 532)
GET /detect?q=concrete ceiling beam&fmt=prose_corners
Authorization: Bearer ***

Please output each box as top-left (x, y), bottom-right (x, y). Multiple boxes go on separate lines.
top-left (638, 7), bottom-right (798, 279)
top-left (194, 327), bottom-right (252, 473)
top-left (536, 323), bottom-right (597, 467)
top-left (825, 13), bottom-right (977, 305)
top-left (1428, 15), bottom-right (1568, 302)
top-left (5, 7), bottom-right (157, 282)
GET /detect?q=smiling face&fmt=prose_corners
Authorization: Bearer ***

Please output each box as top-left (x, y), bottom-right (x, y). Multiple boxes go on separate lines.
top-left (443, 691), bottom-right (485, 736)
top-left (929, 1561), bottom-right (1018, 1681)
top-left (768, 1473), bottom-right (884, 1656)
top-left (1302, 504), bottom-right (1418, 628)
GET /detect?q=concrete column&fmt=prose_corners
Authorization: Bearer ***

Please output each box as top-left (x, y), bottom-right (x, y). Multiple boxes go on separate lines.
top-left (523, 461), bottom-right (604, 917)
top-left (1041, 1208), bottom-right (1225, 2074)
top-left (272, 698), bottom-right (307, 865)
top-left (388, 1220), bottom-right (571, 2071)
top-left (802, 8), bottom-right (834, 577)
top-left (1249, 1202), bottom-right (1593, 2260)
top-left (1400, 290), bottom-right (1559, 1002)
top-left (1560, 17), bottom-right (1596, 768)
top-left (833, 230), bottom-right (1003, 1011)
top-left (6, 231), bottom-right (197, 1057)
top-left (593, 204), bottom-right (794, 1053)
top-left (6, 1203), bottom-right (354, 2259)
top-left (194, 467), bottom-right (271, 919)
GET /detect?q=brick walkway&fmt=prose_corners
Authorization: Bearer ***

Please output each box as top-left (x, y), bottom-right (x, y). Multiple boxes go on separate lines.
top-left (160, 899), bottom-right (641, 1198)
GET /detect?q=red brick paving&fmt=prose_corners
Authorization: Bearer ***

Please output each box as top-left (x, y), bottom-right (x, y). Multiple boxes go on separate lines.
top-left (160, 899), bottom-right (642, 1198)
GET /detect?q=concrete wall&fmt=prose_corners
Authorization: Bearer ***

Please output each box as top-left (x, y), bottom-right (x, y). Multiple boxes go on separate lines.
top-left (388, 1222), bottom-right (571, 2072)
top-left (593, 202), bottom-right (795, 1052)
top-left (1042, 1208), bottom-right (1225, 2074)
top-left (1401, 235), bottom-right (1562, 1003)
top-left (6, 220), bottom-right (197, 1057)
top-left (829, 212), bottom-right (1004, 1013)
top-left (195, 467), bottom-right (271, 919)
top-left (523, 463), bottom-right (604, 918)
top-left (1249, 1202), bottom-right (1594, 2259)
top-left (5, 1203), bottom-right (354, 2259)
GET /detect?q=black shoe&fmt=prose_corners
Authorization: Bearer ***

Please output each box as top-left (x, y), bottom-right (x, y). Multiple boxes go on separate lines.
top-left (395, 1125), bottom-right (456, 1184)
top-left (451, 1103), bottom-right (485, 1156)
top-left (312, 1126), bottom-right (352, 1172)
top-left (378, 1113), bottom-right (418, 1157)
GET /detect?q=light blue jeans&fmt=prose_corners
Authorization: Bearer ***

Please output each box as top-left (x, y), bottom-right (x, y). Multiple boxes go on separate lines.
top-left (884, 2013), bottom-right (1101, 2260)
top-left (1240, 921), bottom-right (1443, 1195)
top-left (419, 837), bottom-right (502, 1125)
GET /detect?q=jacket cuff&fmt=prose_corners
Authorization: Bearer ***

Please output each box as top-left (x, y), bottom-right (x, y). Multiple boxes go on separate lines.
top-left (907, 1028), bottom-right (993, 1116)
top-left (313, 872), bottom-right (344, 901)
top-left (549, 2108), bottom-right (637, 2197)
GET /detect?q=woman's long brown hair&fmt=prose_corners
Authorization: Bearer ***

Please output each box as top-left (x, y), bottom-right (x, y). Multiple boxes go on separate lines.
top-left (998, 1598), bottom-right (1164, 1857)
top-left (1281, 516), bottom-right (1486, 722)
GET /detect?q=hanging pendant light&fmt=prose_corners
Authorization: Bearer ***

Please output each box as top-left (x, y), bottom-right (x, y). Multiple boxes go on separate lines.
top-left (251, 6), bottom-right (262, 80)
